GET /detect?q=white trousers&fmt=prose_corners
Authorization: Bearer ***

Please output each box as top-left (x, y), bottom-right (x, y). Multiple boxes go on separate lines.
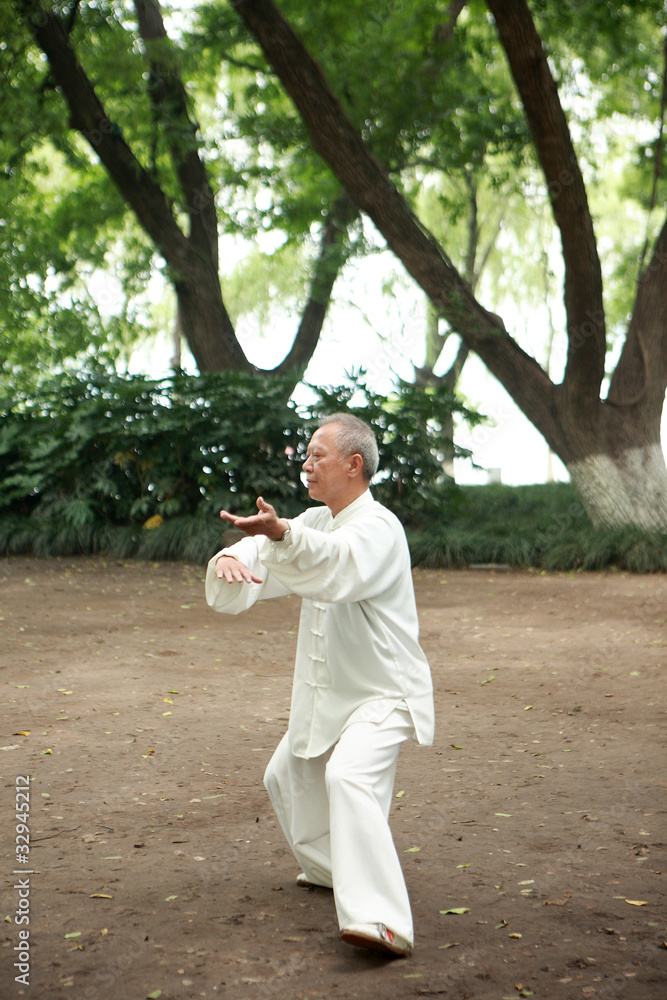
top-left (263, 706), bottom-right (415, 944)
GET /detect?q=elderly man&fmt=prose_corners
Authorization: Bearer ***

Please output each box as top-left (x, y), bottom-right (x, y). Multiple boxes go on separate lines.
top-left (205, 413), bottom-right (434, 956)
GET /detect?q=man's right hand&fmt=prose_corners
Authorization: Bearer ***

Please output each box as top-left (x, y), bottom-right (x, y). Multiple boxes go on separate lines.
top-left (215, 555), bottom-right (263, 584)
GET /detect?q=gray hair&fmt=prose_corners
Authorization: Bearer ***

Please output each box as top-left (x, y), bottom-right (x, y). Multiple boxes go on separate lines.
top-left (318, 413), bottom-right (379, 481)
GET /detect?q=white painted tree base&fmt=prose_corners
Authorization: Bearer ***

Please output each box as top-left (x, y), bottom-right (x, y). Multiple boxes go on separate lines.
top-left (568, 445), bottom-right (667, 530)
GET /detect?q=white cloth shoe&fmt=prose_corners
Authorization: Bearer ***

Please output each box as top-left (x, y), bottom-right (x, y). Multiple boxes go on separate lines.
top-left (340, 922), bottom-right (412, 957)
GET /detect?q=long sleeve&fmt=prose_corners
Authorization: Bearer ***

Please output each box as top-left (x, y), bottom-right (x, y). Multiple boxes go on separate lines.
top-left (257, 512), bottom-right (402, 605)
top-left (205, 535), bottom-right (290, 615)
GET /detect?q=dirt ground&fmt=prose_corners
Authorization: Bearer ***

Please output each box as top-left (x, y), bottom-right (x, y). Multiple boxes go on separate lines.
top-left (1, 555), bottom-right (666, 1000)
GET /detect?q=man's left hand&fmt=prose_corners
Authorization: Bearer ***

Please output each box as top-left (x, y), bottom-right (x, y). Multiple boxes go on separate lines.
top-left (219, 497), bottom-right (289, 542)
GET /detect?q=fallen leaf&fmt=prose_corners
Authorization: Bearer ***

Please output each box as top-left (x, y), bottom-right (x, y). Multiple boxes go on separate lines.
top-left (439, 907), bottom-right (470, 915)
top-left (438, 941), bottom-right (461, 949)
top-left (165, 895), bottom-right (178, 902)
top-left (456, 863), bottom-right (470, 869)
top-left (64, 932), bottom-right (82, 939)
top-left (14, 731), bottom-right (30, 736)
top-left (495, 813), bottom-right (512, 818)
top-left (404, 846), bottom-right (421, 853)
top-left (89, 894), bottom-right (113, 899)
top-left (146, 992), bottom-right (162, 999)
top-left (509, 932), bottom-right (522, 939)
top-left (395, 790), bottom-right (405, 798)
top-left (625, 899), bottom-right (647, 906)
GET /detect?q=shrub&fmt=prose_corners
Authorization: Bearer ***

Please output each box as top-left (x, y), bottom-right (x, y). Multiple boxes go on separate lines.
top-left (0, 368), bottom-right (467, 558)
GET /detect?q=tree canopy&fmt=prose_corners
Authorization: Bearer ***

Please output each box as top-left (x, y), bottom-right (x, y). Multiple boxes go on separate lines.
top-left (3, 0), bottom-right (667, 528)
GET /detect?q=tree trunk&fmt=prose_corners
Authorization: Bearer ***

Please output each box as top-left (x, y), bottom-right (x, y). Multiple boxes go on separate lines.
top-left (174, 270), bottom-right (251, 373)
top-left (568, 444), bottom-right (667, 531)
top-left (232, 0), bottom-right (667, 529)
top-left (18, 0), bottom-right (251, 374)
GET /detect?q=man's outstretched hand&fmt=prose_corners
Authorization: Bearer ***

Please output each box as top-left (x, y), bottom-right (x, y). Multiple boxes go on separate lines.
top-left (219, 497), bottom-right (289, 542)
top-left (215, 554), bottom-right (263, 584)
top-left (216, 498), bottom-right (288, 585)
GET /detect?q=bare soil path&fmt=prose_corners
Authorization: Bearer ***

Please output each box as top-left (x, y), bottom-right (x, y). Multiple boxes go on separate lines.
top-left (1, 557), bottom-right (666, 1000)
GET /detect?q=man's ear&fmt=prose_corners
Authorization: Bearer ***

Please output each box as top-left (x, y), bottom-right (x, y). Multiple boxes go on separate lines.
top-left (347, 453), bottom-right (364, 479)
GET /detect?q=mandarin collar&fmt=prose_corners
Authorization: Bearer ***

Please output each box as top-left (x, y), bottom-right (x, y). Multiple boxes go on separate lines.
top-left (331, 489), bottom-right (374, 527)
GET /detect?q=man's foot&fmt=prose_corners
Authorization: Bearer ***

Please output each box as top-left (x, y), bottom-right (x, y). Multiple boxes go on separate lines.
top-left (340, 923), bottom-right (412, 957)
top-left (296, 872), bottom-right (332, 890)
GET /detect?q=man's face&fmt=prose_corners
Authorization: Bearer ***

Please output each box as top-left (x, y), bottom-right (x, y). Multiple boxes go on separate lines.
top-left (302, 424), bottom-right (349, 508)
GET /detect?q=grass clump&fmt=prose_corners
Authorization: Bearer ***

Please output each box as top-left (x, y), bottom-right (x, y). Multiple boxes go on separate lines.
top-left (407, 484), bottom-right (667, 573)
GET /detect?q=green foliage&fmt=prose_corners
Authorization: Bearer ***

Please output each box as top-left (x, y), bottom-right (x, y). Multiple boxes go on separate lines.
top-left (3, 373), bottom-right (664, 571)
top-left (408, 483), bottom-right (667, 573)
top-left (309, 376), bottom-right (477, 523)
top-left (4, 0), bottom-right (665, 389)
top-left (0, 368), bottom-right (306, 520)
top-left (0, 368), bottom-right (468, 558)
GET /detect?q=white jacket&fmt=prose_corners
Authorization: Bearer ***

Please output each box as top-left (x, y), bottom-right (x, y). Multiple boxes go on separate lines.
top-left (205, 490), bottom-right (435, 758)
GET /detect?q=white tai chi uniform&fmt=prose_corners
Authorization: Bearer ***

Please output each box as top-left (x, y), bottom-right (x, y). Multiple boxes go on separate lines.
top-left (205, 490), bottom-right (435, 943)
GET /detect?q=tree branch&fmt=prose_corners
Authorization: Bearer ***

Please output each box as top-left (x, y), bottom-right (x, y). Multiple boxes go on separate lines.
top-left (485, 0), bottom-right (606, 407)
top-left (17, 0), bottom-right (250, 374)
top-left (272, 190), bottom-right (358, 385)
top-left (637, 31), bottom-right (667, 276)
top-left (133, 0), bottom-right (220, 271)
top-left (16, 0), bottom-right (191, 275)
top-left (434, 0), bottom-right (468, 45)
top-left (607, 214), bottom-right (667, 412)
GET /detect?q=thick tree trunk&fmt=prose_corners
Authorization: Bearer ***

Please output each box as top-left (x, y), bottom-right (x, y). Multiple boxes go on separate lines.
top-left (232, 0), bottom-right (667, 529)
top-left (568, 444), bottom-right (667, 531)
top-left (174, 271), bottom-right (250, 373)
